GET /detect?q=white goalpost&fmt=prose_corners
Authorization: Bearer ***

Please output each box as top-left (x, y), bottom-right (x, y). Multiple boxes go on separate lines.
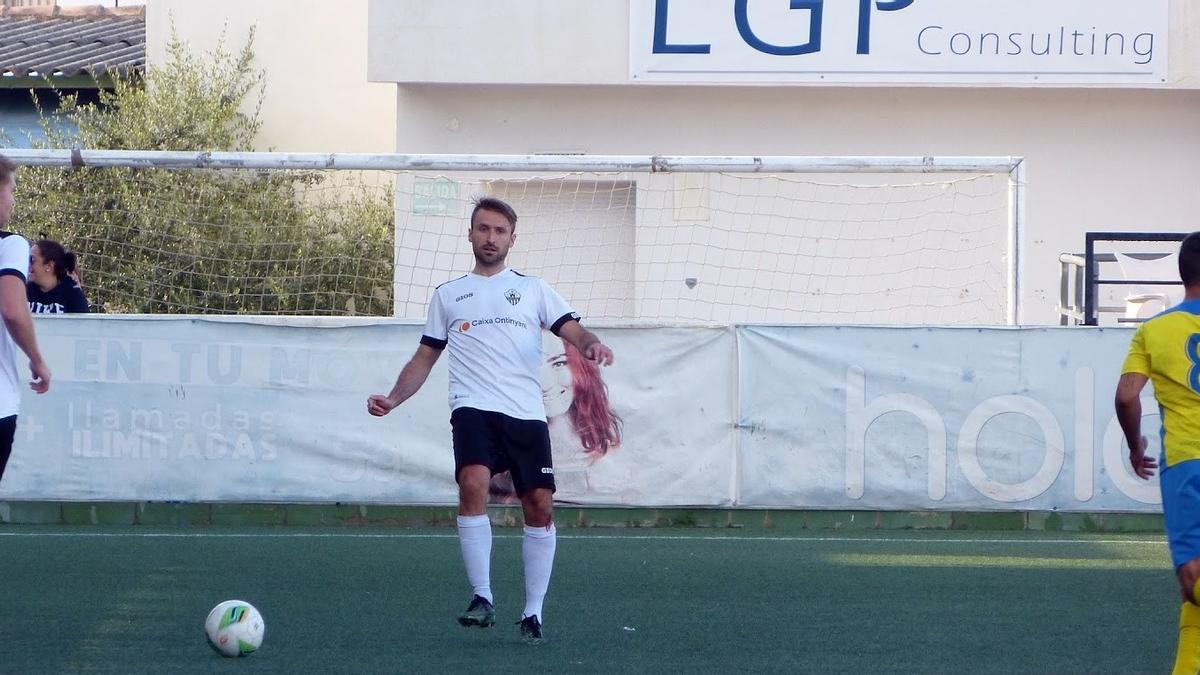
top-left (3, 150), bottom-right (1024, 325)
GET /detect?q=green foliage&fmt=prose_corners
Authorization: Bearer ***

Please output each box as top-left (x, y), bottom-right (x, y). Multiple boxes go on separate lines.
top-left (41, 28), bottom-right (264, 151)
top-left (13, 30), bottom-right (394, 315)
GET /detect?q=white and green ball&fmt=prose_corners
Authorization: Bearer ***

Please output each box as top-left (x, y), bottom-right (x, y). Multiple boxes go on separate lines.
top-left (205, 600), bottom-right (265, 657)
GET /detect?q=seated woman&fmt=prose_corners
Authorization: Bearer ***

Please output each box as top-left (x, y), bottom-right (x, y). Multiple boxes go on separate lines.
top-left (27, 239), bottom-right (89, 314)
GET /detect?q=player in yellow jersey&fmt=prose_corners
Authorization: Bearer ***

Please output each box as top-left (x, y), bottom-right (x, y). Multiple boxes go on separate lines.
top-left (1117, 232), bottom-right (1200, 675)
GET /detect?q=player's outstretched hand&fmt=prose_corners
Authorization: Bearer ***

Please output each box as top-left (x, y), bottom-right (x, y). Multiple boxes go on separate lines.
top-left (367, 394), bottom-right (397, 417)
top-left (1130, 435), bottom-right (1157, 479)
top-left (583, 341), bottom-right (614, 366)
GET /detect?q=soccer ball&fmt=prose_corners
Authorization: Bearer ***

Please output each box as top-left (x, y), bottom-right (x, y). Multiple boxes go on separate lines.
top-left (204, 600), bottom-right (265, 657)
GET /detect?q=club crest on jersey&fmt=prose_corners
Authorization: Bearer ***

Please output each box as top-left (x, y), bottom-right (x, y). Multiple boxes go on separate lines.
top-left (504, 289), bottom-right (521, 306)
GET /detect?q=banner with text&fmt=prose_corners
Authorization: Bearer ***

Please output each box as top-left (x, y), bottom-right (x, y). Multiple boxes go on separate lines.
top-left (737, 325), bottom-right (1155, 511)
top-left (0, 318), bottom-right (1158, 511)
top-left (630, 0), bottom-right (1168, 85)
top-left (2, 319), bottom-right (736, 506)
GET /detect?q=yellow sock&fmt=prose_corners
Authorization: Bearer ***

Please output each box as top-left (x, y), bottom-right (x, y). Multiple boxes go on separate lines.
top-left (1174, 600), bottom-right (1200, 675)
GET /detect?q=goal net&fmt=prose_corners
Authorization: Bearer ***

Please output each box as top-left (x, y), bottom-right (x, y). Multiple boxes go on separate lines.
top-left (7, 152), bottom-right (1020, 325)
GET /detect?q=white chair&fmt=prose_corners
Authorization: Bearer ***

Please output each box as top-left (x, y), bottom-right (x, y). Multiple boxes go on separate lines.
top-left (1113, 250), bottom-right (1182, 320)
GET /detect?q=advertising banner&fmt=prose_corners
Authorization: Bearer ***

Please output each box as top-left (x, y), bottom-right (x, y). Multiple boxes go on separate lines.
top-left (1, 318), bottom-right (1155, 511)
top-left (737, 325), bottom-right (1156, 511)
top-left (631, 0), bottom-right (1168, 85)
top-left (2, 319), bottom-right (736, 506)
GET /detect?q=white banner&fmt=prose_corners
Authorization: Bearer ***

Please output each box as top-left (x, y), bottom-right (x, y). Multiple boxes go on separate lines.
top-left (630, 0), bottom-right (1168, 85)
top-left (7, 318), bottom-right (452, 503)
top-left (737, 326), bottom-right (1157, 511)
top-left (2, 318), bottom-right (735, 506)
top-left (0, 318), bottom-right (1159, 511)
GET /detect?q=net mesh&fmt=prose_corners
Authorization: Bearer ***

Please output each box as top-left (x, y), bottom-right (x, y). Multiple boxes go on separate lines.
top-left (15, 166), bottom-right (395, 315)
top-left (11, 163), bottom-right (1012, 324)
top-left (396, 171), bottom-right (1011, 325)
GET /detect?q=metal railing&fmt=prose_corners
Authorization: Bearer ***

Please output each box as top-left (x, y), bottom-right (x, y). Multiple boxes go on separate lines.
top-left (1058, 232), bottom-right (1186, 326)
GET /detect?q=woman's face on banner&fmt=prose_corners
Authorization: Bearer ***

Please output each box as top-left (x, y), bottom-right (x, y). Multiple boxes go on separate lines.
top-left (542, 347), bottom-right (574, 418)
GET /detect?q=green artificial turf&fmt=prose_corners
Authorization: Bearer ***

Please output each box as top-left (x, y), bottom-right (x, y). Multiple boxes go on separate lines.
top-left (0, 528), bottom-right (1178, 674)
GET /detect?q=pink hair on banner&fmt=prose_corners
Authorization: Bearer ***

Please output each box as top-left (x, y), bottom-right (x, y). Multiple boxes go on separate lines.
top-left (562, 340), bottom-right (622, 459)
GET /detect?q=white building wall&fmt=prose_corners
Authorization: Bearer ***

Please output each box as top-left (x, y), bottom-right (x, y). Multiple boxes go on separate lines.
top-left (369, 1), bottom-right (1200, 326)
top-left (147, 0), bottom-right (395, 153)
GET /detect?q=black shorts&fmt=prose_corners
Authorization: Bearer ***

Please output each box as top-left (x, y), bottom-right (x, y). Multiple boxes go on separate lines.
top-left (0, 414), bottom-right (17, 482)
top-left (451, 407), bottom-right (555, 496)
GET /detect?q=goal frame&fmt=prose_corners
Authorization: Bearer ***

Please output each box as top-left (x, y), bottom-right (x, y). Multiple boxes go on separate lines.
top-left (2, 149), bottom-right (1026, 325)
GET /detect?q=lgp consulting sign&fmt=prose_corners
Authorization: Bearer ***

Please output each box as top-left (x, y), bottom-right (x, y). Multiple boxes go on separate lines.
top-left (630, 0), bottom-right (1168, 85)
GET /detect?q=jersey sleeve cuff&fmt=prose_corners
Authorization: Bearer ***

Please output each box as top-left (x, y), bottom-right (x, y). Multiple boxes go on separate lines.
top-left (550, 312), bottom-right (581, 336)
top-left (420, 335), bottom-right (447, 350)
top-left (0, 269), bottom-right (27, 283)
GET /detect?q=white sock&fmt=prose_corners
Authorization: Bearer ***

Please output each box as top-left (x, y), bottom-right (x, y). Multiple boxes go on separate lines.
top-left (522, 522), bottom-right (557, 621)
top-left (457, 514), bottom-right (493, 604)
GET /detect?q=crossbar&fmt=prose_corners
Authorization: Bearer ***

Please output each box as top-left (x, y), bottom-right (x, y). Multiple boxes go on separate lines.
top-left (0, 149), bottom-right (1022, 174)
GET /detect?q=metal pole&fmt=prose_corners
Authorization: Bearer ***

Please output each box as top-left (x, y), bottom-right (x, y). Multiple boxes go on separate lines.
top-left (1006, 159), bottom-right (1026, 326)
top-left (0, 149), bottom-right (1024, 175)
top-left (1084, 233), bottom-right (1097, 326)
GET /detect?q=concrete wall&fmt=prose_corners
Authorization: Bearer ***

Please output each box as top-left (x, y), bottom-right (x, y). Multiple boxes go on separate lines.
top-left (147, 0), bottom-right (394, 153)
top-left (367, 1), bottom-right (1200, 326)
top-left (392, 85), bottom-right (1200, 326)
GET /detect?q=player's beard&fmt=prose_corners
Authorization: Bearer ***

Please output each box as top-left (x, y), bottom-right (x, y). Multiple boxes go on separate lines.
top-left (473, 246), bottom-right (505, 266)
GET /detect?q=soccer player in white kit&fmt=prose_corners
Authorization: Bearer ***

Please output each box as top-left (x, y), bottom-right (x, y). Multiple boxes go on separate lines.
top-left (367, 196), bottom-right (613, 644)
top-left (0, 155), bottom-right (51, 485)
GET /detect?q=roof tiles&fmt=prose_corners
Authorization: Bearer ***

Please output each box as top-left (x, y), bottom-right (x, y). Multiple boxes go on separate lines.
top-left (0, 6), bottom-right (145, 80)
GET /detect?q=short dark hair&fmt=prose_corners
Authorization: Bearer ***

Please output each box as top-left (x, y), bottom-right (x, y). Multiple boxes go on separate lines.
top-left (471, 196), bottom-right (518, 230)
top-left (1180, 232), bottom-right (1200, 287)
top-left (0, 154), bottom-right (16, 185)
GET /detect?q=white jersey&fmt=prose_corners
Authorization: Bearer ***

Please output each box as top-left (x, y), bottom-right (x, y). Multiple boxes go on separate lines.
top-left (0, 232), bottom-right (28, 418)
top-left (422, 268), bottom-right (578, 421)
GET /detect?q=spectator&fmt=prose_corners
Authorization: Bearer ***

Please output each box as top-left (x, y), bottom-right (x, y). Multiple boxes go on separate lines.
top-left (27, 239), bottom-right (89, 314)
